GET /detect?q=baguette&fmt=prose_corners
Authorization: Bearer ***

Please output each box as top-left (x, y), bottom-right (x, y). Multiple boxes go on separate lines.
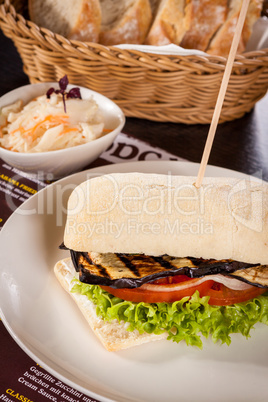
top-left (99, 0), bottom-right (152, 45)
top-left (28, 0), bottom-right (101, 42)
top-left (180, 0), bottom-right (228, 52)
top-left (207, 0), bottom-right (263, 56)
top-left (28, 0), bottom-right (263, 56)
top-left (54, 258), bottom-right (167, 351)
top-left (149, 0), bottom-right (161, 16)
top-left (242, 0), bottom-right (264, 45)
top-left (145, 0), bottom-right (189, 46)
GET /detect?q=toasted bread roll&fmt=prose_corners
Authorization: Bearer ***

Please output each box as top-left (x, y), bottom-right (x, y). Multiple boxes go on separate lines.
top-left (99, 0), bottom-right (152, 45)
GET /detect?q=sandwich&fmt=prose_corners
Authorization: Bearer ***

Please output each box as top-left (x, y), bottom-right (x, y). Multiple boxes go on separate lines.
top-left (54, 172), bottom-right (268, 351)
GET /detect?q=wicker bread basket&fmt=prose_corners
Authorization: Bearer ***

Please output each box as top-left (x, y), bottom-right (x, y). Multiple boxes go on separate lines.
top-left (1, 0), bottom-right (268, 124)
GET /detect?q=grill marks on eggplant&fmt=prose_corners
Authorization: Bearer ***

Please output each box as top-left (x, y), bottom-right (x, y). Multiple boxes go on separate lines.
top-left (70, 250), bottom-right (260, 289)
top-left (116, 254), bottom-right (142, 277)
top-left (230, 265), bottom-right (268, 288)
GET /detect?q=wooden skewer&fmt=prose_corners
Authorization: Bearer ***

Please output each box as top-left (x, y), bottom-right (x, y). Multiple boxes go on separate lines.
top-left (195, 0), bottom-right (251, 188)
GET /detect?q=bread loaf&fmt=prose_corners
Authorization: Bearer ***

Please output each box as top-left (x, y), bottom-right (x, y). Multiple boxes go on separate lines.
top-left (64, 173), bottom-right (268, 265)
top-left (99, 0), bottom-right (152, 45)
top-left (28, 0), bottom-right (101, 42)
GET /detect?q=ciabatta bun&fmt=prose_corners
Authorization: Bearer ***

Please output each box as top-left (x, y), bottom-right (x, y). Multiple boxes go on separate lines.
top-left (64, 173), bottom-right (268, 265)
top-left (28, 0), bottom-right (101, 42)
top-left (99, 0), bottom-right (152, 45)
top-left (54, 258), bottom-right (167, 351)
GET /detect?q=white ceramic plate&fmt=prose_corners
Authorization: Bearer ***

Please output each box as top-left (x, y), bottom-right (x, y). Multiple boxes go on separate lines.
top-left (1, 161), bottom-right (268, 402)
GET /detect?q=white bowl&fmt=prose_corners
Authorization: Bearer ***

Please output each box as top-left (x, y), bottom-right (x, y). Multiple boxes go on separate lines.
top-left (0, 83), bottom-right (125, 179)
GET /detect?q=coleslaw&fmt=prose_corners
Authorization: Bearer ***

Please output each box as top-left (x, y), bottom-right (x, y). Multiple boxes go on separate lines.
top-left (0, 93), bottom-right (105, 153)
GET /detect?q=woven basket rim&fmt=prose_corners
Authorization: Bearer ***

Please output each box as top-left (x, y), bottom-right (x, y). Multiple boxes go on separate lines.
top-left (1, 0), bottom-right (268, 71)
top-left (1, 0), bottom-right (268, 125)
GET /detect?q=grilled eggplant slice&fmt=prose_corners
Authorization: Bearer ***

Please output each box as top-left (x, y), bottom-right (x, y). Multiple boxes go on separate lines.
top-left (69, 250), bottom-right (258, 289)
top-left (230, 265), bottom-right (268, 288)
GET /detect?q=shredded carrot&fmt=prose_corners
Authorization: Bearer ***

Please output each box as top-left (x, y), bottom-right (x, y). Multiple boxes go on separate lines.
top-left (9, 114), bottom-right (70, 142)
top-left (0, 96), bottom-right (105, 152)
top-left (59, 127), bottom-right (79, 135)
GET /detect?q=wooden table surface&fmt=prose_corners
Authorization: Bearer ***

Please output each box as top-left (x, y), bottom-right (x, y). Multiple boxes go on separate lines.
top-left (1, 28), bottom-right (268, 180)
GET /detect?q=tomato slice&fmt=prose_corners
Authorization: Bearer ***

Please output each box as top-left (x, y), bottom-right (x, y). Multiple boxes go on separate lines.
top-left (101, 275), bottom-right (267, 305)
top-left (205, 282), bottom-right (267, 306)
top-left (101, 275), bottom-right (214, 303)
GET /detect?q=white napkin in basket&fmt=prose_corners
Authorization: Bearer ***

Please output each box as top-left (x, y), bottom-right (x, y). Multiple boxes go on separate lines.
top-left (115, 43), bottom-right (207, 56)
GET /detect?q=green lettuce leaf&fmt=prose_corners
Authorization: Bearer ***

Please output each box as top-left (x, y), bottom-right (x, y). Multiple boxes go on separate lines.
top-left (71, 279), bottom-right (268, 348)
